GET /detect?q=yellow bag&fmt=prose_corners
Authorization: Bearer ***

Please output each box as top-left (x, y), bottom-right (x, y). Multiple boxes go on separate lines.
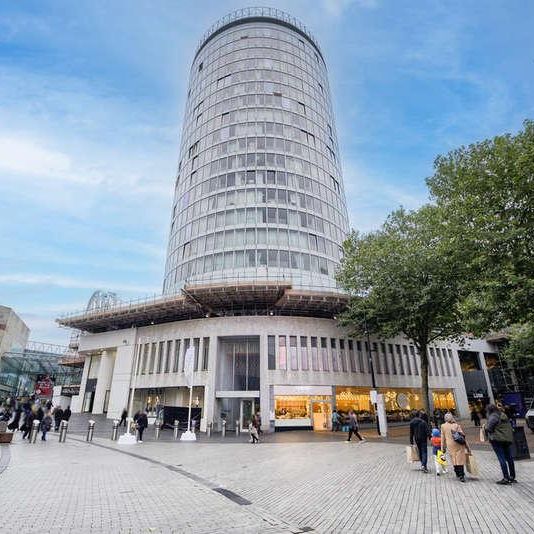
top-left (406, 445), bottom-right (419, 463)
top-left (466, 453), bottom-right (480, 477)
top-left (436, 450), bottom-right (447, 466)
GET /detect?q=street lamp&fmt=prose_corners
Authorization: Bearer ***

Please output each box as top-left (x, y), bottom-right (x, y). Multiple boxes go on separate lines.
top-left (363, 311), bottom-right (380, 436)
top-left (118, 326), bottom-right (140, 445)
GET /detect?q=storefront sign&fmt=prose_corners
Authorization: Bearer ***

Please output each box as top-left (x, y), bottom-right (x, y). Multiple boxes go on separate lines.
top-left (274, 385), bottom-right (333, 396)
top-left (61, 385), bottom-right (80, 396)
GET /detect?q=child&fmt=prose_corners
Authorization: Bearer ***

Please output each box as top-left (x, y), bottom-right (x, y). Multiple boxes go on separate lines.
top-left (431, 427), bottom-right (447, 475)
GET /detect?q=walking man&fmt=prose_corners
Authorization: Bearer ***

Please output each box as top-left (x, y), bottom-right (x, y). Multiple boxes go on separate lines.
top-left (119, 408), bottom-right (128, 427)
top-left (346, 410), bottom-right (364, 442)
top-left (136, 411), bottom-right (148, 442)
top-left (410, 410), bottom-right (430, 473)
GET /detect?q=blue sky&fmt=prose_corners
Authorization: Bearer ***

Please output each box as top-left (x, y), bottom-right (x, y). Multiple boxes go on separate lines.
top-left (0, 0), bottom-right (532, 345)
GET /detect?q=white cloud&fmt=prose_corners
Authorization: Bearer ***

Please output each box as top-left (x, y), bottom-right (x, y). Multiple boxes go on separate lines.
top-left (0, 136), bottom-right (71, 178)
top-left (0, 273), bottom-right (159, 294)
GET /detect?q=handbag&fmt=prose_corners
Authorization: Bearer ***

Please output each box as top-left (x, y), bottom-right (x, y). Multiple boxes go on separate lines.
top-left (466, 453), bottom-right (480, 477)
top-left (452, 424), bottom-right (466, 445)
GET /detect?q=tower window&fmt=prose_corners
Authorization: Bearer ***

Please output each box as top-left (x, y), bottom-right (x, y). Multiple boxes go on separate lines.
top-left (198, 62), bottom-right (203, 72)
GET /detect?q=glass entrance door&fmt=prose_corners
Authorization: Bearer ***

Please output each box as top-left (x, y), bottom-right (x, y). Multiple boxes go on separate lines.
top-left (312, 401), bottom-right (331, 431)
top-left (240, 399), bottom-right (255, 431)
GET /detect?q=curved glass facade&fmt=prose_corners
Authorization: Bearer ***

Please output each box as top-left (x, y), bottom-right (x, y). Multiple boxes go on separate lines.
top-left (163, 8), bottom-right (350, 294)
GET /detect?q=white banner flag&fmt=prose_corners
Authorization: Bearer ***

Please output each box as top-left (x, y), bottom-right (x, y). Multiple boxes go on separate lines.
top-left (183, 346), bottom-right (195, 387)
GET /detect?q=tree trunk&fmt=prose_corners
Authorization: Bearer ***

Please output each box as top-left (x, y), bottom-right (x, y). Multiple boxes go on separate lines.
top-left (418, 343), bottom-right (431, 416)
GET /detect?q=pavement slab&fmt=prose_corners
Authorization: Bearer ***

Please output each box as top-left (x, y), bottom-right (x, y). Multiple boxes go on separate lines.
top-left (0, 427), bottom-right (533, 533)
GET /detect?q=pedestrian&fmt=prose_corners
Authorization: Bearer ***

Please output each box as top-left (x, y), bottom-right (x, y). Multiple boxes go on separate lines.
top-left (346, 410), bottom-right (365, 442)
top-left (504, 404), bottom-right (517, 429)
top-left (53, 405), bottom-right (64, 432)
top-left (63, 406), bottom-right (72, 421)
top-left (7, 406), bottom-right (21, 432)
top-left (255, 411), bottom-right (263, 435)
top-left (41, 411), bottom-right (53, 441)
top-left (21, 410), bottom-right (35, 440)
top-left (410, 411), bottom-right (430, 473)
top-left (249, 418), bottom-right (260, 444)
top-left (332, 409), bottom-right (341, 432)
top-left (441, 412), bottom-right (470, 483)
top-left (485, 404), bottom-right (516, 485)
top-left (46, 399), bottom-right (53, 411)
top-left (119, 408), bottom-right (128, 427)
top-left (431, 427), bottom-right (447, 476)
top-left (419, 409), bottom-right (429, 424)
top-left (36, 405), bottom-right (44, 422)
top-left (470, 408), bottom-right (481, 427)
top-left (136, 411), bottom-right (148, 442)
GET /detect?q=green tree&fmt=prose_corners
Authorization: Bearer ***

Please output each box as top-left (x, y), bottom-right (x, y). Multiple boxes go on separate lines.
top-left (337, 206), bottom-right (466, 414)
top-left (427, 120), bottom-right (534, 334)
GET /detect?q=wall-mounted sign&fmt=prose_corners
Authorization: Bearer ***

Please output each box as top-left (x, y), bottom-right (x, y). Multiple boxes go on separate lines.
top-left (61, 385), bottom-right (80, 396)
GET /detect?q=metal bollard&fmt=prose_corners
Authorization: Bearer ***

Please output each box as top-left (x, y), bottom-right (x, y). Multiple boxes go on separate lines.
top-left (173, 419), bottom-right (179, 440)
top-left (154, 419), bottom-right (162, 440)
top-left (59, 420), bottom-right (69, 443)
top-left (235, 420), bottom-right (240, 437)
top-left (86, 420), bottom-right (95, 442)
top-left (221, 419), bottom-right (226, 437)
top-left (29, 419), bottom-right (40, 444)
top-left (207, 421), bottom-right (212, 438)
top-left (111, 419), bottom-right (119, 441)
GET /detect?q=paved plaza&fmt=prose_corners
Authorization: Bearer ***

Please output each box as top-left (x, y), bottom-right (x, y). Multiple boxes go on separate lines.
top-left (0, 423), bottom-right (533, 534)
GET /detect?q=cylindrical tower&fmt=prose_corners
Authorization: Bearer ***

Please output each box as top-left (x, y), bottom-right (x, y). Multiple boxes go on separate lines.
top-left (163, 7), bottom-right (349, 295)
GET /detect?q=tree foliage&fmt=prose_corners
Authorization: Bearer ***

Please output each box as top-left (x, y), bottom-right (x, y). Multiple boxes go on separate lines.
top-left (427, 120), bottom-right (534, 334)
top-left (337, 206), bottom-right (466, 413)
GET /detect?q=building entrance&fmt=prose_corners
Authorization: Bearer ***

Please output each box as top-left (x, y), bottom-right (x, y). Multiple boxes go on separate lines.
top-left (311, 401), bottom-right (331, 431)
top-left (240, 398), bottom-right (258, 432)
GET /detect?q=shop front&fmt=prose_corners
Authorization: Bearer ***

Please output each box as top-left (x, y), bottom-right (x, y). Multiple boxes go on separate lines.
top-left (334, 387), bottom-right (457, 424)
top-left (273, 385), bottom-right (333, 431)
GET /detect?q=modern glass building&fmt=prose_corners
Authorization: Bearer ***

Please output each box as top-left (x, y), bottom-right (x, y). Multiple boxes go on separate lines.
top-left (59, 9), bottom-right (499, 432)
top-left (163, 7), bottom-right (349, 294)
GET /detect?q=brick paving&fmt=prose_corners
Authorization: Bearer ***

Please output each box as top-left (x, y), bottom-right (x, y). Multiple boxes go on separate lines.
top-left (0, 426), bottom-right (533, 533)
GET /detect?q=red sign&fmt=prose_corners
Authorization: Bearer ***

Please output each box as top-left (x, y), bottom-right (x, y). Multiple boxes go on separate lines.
top-left (35, 375), bottom-right (54, 397)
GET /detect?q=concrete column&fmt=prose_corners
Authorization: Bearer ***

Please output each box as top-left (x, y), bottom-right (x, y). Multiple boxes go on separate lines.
top-left (259, 333), bottom-right (271, 433)
top-left (479, 352), bottom-right (496, 403)
top-left (201, 335), bottom-right (217, 432)
top-left (71, 354), bottom-right (92, 413)
top-left (92, 350), bottom-right (115, 414)
top-left (107, 341), bottom-right (137, 420)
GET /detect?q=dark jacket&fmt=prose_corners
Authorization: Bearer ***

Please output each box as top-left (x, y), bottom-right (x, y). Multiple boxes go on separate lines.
top-left (54, 408), bottom-right (64, 421)
top-left (137, 413), bottom-right (148, 429)
top-left (41, 415), bottom-right (53, 432)
top-left (410, 417), bottom-right (430, 444)
top-left (63, 408), bottom-right (72, 421)
top-left (486, 411), bottom-right (513, 443)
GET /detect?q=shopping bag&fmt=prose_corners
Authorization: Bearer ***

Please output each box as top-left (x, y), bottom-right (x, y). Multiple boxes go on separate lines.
top-left (479, 427), bottom-right (486, 442)
top-left (466, 453), bottom-right (480, 477)
top-left (406, 445), bottom-right (419, 463)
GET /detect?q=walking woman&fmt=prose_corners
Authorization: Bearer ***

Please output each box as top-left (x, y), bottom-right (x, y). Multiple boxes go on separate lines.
top-left (441, 412), bottom-right (470, 482)
top-left (485, 404), bottom-right (516, 484)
